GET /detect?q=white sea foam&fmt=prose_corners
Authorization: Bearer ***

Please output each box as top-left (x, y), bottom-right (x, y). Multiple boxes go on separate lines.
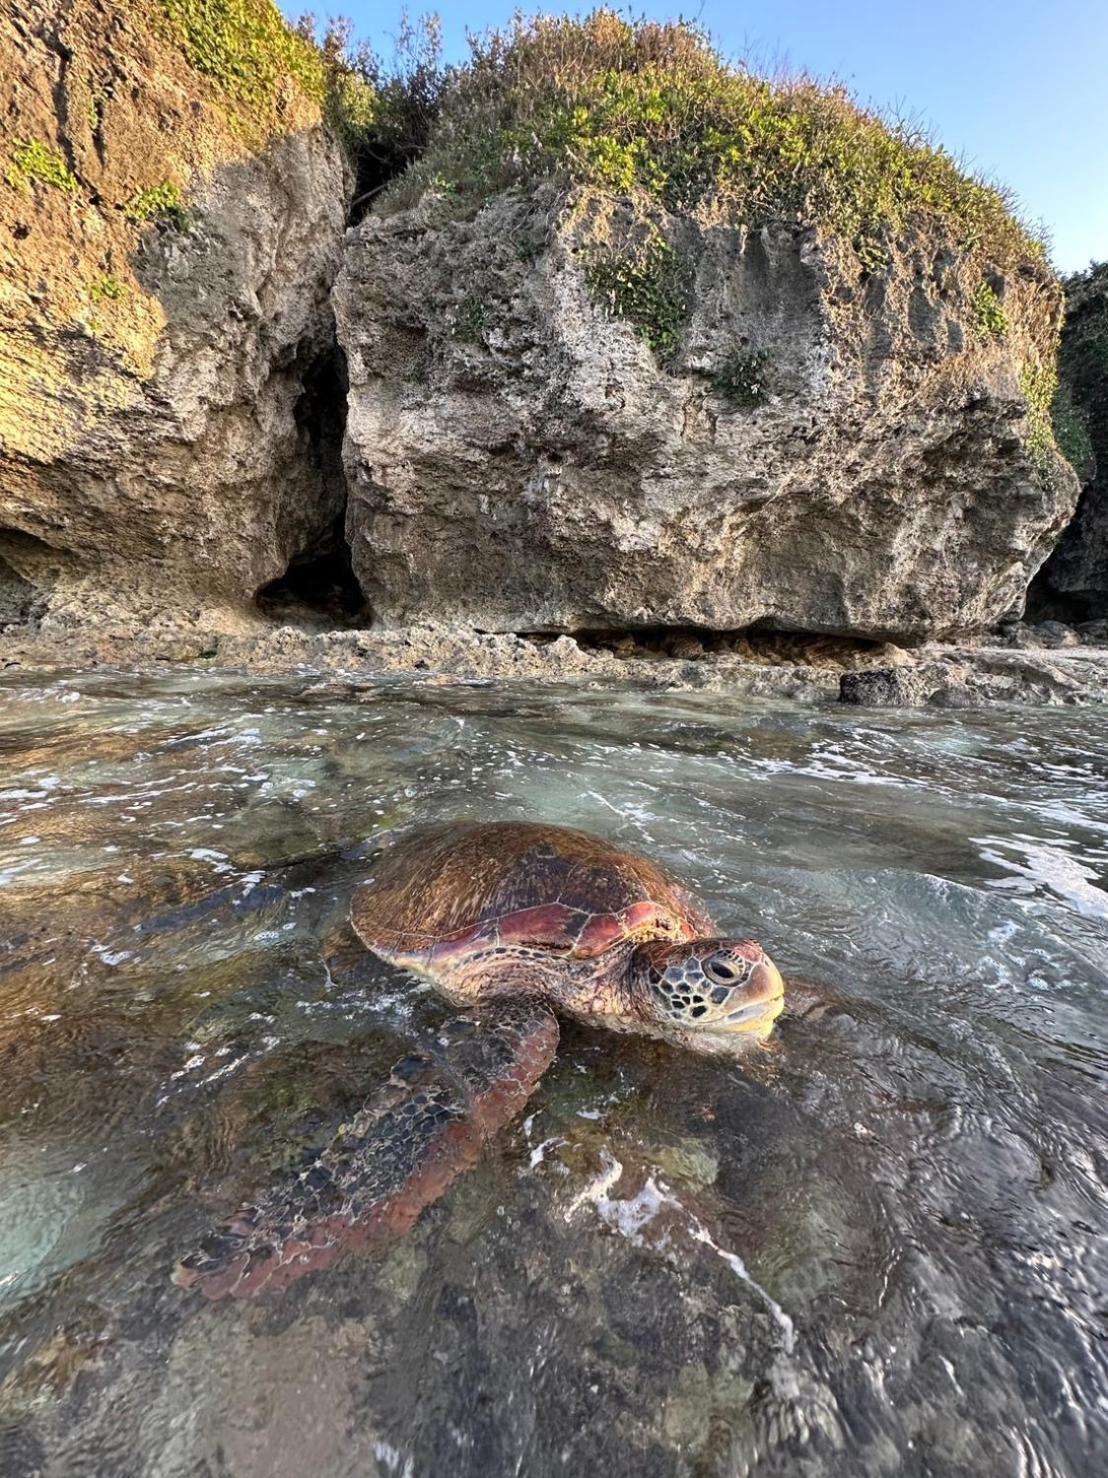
top-left (563, 1149), bottom-right (795, 1351)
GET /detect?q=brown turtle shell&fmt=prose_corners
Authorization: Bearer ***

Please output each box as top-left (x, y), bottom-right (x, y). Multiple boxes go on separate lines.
top-left (351, 821), bottom-right (716, 968)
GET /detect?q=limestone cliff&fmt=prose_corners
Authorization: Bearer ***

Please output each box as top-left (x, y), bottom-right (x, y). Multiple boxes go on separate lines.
top-left (0, 0), bottom-right (351, 630)
top-left (0, 8), bottom-right (1085, 650)
top-left (335, 187), bottom-right (1077, 641)
top-left (1033, 263), bottom-right (1108, 619)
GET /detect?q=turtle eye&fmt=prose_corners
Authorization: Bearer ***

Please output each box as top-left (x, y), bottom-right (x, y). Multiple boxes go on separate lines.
top-left (705, 956), bottom-right (749, 986)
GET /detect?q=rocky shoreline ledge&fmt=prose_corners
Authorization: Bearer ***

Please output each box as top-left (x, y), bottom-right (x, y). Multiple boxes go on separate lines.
top-left (2, 9), bottom-right (1104, 705)
top-left (4, 618), bottom-right (1107, 709)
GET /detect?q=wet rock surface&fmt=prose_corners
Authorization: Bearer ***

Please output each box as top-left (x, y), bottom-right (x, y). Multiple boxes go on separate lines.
top-left (3, 618), bottom-right (1108, 709)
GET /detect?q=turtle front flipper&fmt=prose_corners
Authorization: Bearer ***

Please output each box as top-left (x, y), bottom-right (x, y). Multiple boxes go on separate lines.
top-left (174, 1001), bottom-right (559, 1299)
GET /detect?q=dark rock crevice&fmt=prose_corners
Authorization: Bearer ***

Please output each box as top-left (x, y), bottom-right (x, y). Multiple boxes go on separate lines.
top-left (550, 625), bottom-right (899, 665)
top-left (1028, 484), bottom-right (1106, 623)
top-left (255, 338), bottom-right (367, 627)
top-left (1028, 263), bottom-right (1107, 622)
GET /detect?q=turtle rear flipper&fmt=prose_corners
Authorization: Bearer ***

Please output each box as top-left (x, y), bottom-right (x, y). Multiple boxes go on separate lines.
top-left (174, 1000), bottom-right (559, 1300)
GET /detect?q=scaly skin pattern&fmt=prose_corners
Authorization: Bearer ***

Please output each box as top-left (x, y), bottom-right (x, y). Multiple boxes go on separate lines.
top-left (351, 823), bottom-right (783, 1044)
top-left (174, 1002), bottom-right (559, 1300)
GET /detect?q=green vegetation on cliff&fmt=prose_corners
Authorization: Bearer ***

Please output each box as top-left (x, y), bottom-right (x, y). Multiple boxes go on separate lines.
top-left (125, 180), bottom-right (191, 229)
top-left (160, 0), bottom-right (375, 147)
top-left (1054, 264), bottom-right (1107, 484)
top-left (583, 234), bottom-right (690, 358)
top-left (973, 282), bottom-right (1009, 339)
top-left (5, 139), bottom-right (79, 195)
top-left (385, 10), bottom-right (1045, 275)
top-left (161, 0), bottom-right (328, 108)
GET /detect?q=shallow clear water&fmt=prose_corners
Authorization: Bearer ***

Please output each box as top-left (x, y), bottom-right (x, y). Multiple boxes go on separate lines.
top-left (0, 667), bottom-right (1105, 1476)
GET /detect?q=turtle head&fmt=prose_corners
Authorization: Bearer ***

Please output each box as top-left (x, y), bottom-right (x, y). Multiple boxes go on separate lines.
top-left (628, 937), bottom-right (785, 1052)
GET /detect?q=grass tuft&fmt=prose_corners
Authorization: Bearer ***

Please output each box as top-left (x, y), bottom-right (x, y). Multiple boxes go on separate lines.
top-left (124, 181), bottom-right (191, 230)
top-left (451, 295), bottom-right (487, 342)
top-left (6, 139), bottom-right (79, 194)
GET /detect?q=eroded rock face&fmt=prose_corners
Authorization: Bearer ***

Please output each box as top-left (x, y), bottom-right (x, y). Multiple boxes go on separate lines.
top-left (0, 1), bottom-right (350, 631)
top-left (335, 188), bottom-right (1077, 641)
top-left (1032, 263), bottom-right (1108, 619)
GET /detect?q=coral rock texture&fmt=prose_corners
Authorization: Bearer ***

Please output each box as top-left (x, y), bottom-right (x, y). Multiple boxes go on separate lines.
top-left (336, 188), bottom-right (1078, 641)
top-left (0, 0), bottom-right (350, 629)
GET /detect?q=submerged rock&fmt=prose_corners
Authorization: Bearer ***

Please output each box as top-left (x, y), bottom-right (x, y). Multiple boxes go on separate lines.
top-left (335, 187), bottom-right (1076, 642)
top-left (0, 1), bottom-right (351, 632)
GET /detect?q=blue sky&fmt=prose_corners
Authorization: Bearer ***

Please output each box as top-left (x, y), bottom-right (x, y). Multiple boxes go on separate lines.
top-left (284, 1), bottom-right (1105, 272)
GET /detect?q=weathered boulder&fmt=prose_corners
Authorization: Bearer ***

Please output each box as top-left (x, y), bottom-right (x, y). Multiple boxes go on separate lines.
top-left (335, 187), bottom-right (1077, 641)
top-left (840, 668), bottom-right (925, 707)
top-left (0, 1), bottom-right (351, 632)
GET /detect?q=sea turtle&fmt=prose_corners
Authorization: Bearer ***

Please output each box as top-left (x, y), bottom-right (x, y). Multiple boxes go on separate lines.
top-left (175, 821), bottom-right (786, 1299)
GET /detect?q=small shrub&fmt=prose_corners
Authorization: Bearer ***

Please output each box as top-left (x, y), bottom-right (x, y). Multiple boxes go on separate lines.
top-left (89, 273), bottom-right (126, 302)
top-left (125, 182), bottom-right (190, 230)
top-left (973, 281), bottom-right (1008, 339)
top-left (1020, 361), bottom-right (1059, 468)
top-left (584, 235), bottom-right (690, 360)
top-left (6, 139), bottom-right (79, 194)
top-left (713, 347), bottom-right (771, 407)
top-left (451, 296), bottom-right (487, 343)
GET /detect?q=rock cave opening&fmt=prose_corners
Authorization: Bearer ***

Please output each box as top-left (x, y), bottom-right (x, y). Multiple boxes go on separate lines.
top-left (1026, 516), bottom-right (1104, 625)
top-left (255, 510), bottom-right (367, 626)
top-left (255, 341), bottom-right (368, 627)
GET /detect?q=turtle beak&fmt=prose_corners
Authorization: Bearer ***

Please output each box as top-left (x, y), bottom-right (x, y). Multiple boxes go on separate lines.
top-left (718, 952), bottom-right (785, 1037)
top-left (748, 956), bottom-right (785, 1006)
